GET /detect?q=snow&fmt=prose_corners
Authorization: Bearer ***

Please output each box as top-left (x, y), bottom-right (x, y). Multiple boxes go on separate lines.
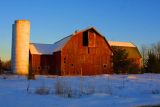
top-left (52, 35), bottom-right (72, 52)
top-left (29, 43), bottom-right (54, 55)
top-left (0, 74), bottom-right (160, 107)
top-left (29, 35), bottom-right (72, 55)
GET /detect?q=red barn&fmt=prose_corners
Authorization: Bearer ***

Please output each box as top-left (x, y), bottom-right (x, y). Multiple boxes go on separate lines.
top-left (29, 27), bottom-right (113, 75)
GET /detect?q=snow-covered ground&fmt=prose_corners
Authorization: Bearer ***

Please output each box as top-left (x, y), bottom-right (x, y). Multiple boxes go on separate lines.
top-left (0, 74), bottom-right (160, 107)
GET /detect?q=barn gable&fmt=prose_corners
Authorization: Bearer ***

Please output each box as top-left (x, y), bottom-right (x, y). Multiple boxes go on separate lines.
top-left (60, 27), bottom-right (113, 75)
top-left (71, 27), bottom-right (113, 52)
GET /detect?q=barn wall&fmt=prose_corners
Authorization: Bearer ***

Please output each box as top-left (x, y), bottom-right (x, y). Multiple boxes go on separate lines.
top-left (29, 54), bottom-right (53, 74)
top-left (61, 29), bottom-right (113, 75)
top-left (122, 47), bottom-right (142, 69)
top-left (129, 58), bottom-right (142, 68)
top-left (51, 51), bottom-right (61, 75)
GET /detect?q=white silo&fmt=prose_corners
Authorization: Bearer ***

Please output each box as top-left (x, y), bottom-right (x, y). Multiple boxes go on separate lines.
top-left (11, 20), bottom-right (30, 75)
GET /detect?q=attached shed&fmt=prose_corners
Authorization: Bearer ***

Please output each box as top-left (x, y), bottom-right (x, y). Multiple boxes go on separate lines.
top-left (29, 27), bottom-right (113, 75)
top-left (29, 43), bottom-right (54, 74)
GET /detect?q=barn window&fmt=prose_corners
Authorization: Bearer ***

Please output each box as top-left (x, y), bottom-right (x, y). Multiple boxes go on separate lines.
top-left (37, 66), bottom-right (41, 70)
top-left (83, 31), bottom-right (88, 46)
top-left (103, 64), bottom-right (107, 68)
top-left (64, 57), bottom-right (66, 63)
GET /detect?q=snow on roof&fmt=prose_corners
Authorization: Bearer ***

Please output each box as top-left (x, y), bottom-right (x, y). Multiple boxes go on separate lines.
top-left (108, 41), bottom-right (142, 58)
top-left (108, 41), bottom-right (136, 47)
top-left (30, 35), bottom-right (72, 55)
top-left (52, 35), bottom-right (72, 52)
top-left (30, 43), bottom-right (54, 55)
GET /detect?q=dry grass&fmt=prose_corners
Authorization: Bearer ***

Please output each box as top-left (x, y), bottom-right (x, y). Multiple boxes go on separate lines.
top-left (54, 78), bottom-right (73, 98)
top-left (55, 79), bottom-right (64, 95)
top-left (35, 86), bottom-right (50, 95)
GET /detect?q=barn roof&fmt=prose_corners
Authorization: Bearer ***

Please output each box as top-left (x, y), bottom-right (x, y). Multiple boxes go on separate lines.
top-left (108, 41), bottom-right (136, 47)
top-left (29, 43), bottom-right (53, 55)
top-left (108, 41), bottom-right (142, 58)
top-left (29, 27), bottom-right (113, 55)
top-left (29, 35), bottom-right (72, 55)
top-left (75, 27), bottom-right (113, 52)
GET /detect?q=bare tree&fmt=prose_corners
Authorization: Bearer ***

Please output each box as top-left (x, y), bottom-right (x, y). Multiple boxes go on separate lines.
top-left (141, 45), bottom-right (147, 68)
top-left (145, 41), bottom-right (160, 73)
top-left (0, 58), bottom-right (2, 74)
top-left (153, 42), bottom-right (160, 59)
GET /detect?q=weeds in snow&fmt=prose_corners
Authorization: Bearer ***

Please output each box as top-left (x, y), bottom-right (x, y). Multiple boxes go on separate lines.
top-left (55, 78), bottom-right (64, 95)
top-left (35, 86), bottom-right (50, 95)
top-left (35, 77), bottom-right (50, 95)
top-left (105, 75), bottom-right (112, 95)
top-left (79, 76), bottom-right (84, 96)
top-left (27, 80), bottom-right (30, 93)
top-left (55, 77), bottom-right (73, 98)
top-left (86, 78), bottom-right (95, 95)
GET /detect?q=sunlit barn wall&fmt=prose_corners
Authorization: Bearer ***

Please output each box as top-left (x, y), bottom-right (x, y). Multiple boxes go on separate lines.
top-left (11, 20), bottom-right (30, 75)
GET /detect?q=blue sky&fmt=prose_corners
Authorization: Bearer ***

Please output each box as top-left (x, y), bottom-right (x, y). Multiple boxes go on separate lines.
top-left (0, 0), bottom-right (160, 60)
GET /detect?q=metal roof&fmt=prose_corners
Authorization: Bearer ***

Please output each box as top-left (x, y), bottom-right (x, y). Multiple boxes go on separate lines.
top-left (29, 27), bottom-right (113, 55)
top-left (108, 41), bottom-right (136, 47)
top-left (108, 41), bottom-right (142, 58)
top-left (29, 35), bottom-right (72, 55)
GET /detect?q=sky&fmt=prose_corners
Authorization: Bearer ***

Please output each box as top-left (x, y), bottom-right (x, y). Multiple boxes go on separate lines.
top-left (0, 0), bottom-right (160, 60)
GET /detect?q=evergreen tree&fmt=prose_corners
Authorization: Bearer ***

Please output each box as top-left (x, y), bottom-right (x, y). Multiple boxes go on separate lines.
top-left (128, 62), bottom-right (141, 74)
top-left (112, 47), bottom-right (130, 74)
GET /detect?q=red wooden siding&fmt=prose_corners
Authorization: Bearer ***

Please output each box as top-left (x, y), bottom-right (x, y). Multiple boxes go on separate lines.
top-left (29, 28), bottom-right (113, 75)
top-left (29, 54), bottom-right (53, 74)
top-left (61, 29), bottom-right (113, 75)
top-left (50, 51), bottom-right (61, 75)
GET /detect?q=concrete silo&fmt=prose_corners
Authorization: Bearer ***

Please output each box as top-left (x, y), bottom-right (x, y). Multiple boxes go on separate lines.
top-left (11, 20), bottom-right (30, 75)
